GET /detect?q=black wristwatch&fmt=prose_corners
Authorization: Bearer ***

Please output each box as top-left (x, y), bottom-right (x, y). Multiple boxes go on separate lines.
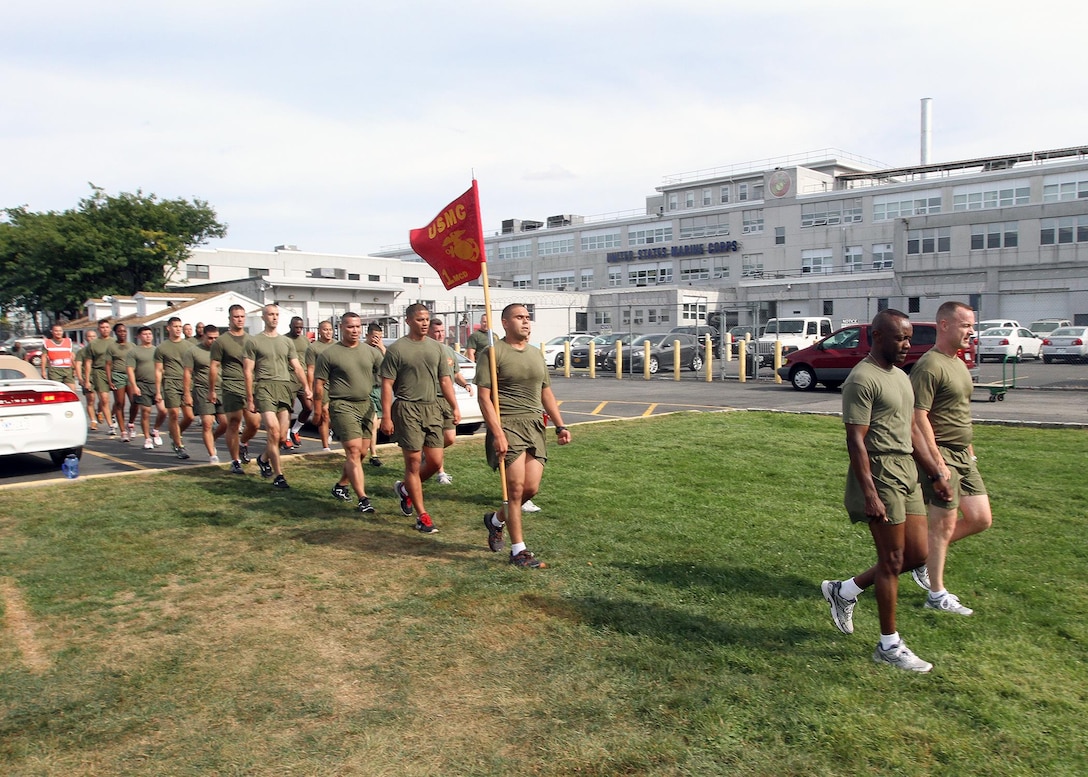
top-left (555, 425), bottom-right (568, 435)
top-left (928, 471), bottom-right (944, 482)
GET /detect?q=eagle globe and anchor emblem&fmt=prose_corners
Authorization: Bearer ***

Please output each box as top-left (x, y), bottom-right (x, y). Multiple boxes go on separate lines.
top-left (768, 170), bottom-right (792, 198)
top-left (442, 230), bottom-right (480, 262)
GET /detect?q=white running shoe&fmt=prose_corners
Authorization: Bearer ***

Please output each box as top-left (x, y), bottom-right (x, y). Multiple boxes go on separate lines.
top-left (436, 472), bottom-right (453, 485)
top-left (143, 438), bottom-right (154, 450)
top-left (873, 640), bottom-right (933, 673)
top-left (821, 580), bottom-right (857, 635)
top-left (910, 565), bottom-right (931, 591)
top-left (153, 433), bottom-right (164, 447)
top-left (925, 592), bottom-right (974, 616)
top-left (209, 455), bottom-right (220, 464)
top-left (521, 499), bottom-right (541, 513)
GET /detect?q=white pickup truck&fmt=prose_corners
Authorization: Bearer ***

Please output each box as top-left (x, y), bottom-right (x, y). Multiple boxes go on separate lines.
top-left (752, 317), bottom-right (835, 365)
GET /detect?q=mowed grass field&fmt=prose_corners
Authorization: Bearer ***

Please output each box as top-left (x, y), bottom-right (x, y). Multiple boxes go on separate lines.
top-left (1, 412), bottom-right (1086, 776)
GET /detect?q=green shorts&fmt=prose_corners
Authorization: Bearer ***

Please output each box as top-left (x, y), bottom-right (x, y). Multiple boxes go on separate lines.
top-left (329, 399), bottom-right (375, 443)
top-left (133, 379), bottom-right (157, 407)
top-left (438, 396), bottom-right (456, 431)
top-left (110, 371), bottom-right (129, 390)
top-left (221, 386), bottom-right (247, 414)
top-left (192, 388), bottom-right (220, 417)
top-left (486, 413), bottom-right (548, 471)
top-left (255, 380), bottom-right (294, 414)
top-left (161, 378), bottom-right (185, 409)
top-left (47, 366), bottom-right (76, 385)
top-left (391, 399), bottom-right (444, 451)
top-left (921, 445), bottom-right (988, 511)
top-left (844, 453), bottom-right (924, 525)
top-left (92, 369), bottom-right (112, 393)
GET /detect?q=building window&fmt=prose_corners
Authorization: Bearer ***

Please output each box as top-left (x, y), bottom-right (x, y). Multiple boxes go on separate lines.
top-left (971, 222), bottom-right (1019, 249)
top-left (594, 311), bottom-right (612, 326)
top-left (752, 182), bottom-right (764, 200)
top-left (608, 268), bottom-right (623, 287)
top-left (496, 240), bottom-right (532, 260)
top-left (538, 237), bottom-right (574, 256)
top-left (741, 254), bottom-right (764, 277)
top-left (581, 231), bottom-right (621, 251)
top-left (801, 198), bottom-right (862, 227)
top-left (513, 275), bottom-right (531, 289)
top-left (1040, 215), bottom-right (1088, 245)
top-left (801, 248), bottom-right (833, 274)
top-left (538, 272), bottom-right (575, 291)
top-left (906, 227), bottom-right (951, 255)
top-left (712, 262), bottom-right (730, 279)
top-left (877, 298), bottom-right (889, 312)
top-left (248, 267), bottom-right (269, 277)
top-left (702, 188), bottom-right (713, 206)
top-left (908, 297), bottom-right (921, 314)
top-left (844, 245), bottom-right (863, 273)
top-left (823, 300), bottom-right (834, 317)
top-left (872, 243), bottom-right (894, 269)
top-left (632, 308), bottom-right (644, 326)
top-left (368, 274), bottom-right (381, 282)
top-left (668, 193), bottom-right (678, 211)
top-left (629, 225), bottom-right (673, 245)
top-left (775, 226), bottom-right (785, 245)
top-left (348, 273), bottom-right (360, 281)
top-left (685, 191), bottom-right (695, 208)
top-left (720, 185), bottom-right (730, 204)
top-left (186, 264), bottom-right (210, 280)
top-left (1042, 173), bottom-right (1088, 202)
top-left (682, 302), bottom-right (707, 322)
top-left (742, 209), bottom-right (764, 234)
top-left (679, 259), bottom-right (710, 282)
top-left (580, 270), bottom-right (594, 289)
top-left (679, 214), bottom-right (730, 239)
top-left (403, 276), bottom-right (419, 284)
top-left (739, 183), bottom-right (749, 201)
top-left (873, 191), bottom-right (942, 220)
top-left (954, 181), bottom-right (1031, 210)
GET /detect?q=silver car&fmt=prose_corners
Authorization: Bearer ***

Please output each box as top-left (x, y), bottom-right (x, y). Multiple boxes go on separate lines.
top-left (1041, 326), bottom-right (1088, 364)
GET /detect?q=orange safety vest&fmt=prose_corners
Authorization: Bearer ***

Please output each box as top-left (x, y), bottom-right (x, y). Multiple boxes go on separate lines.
top-left (44, 337), bottom-right (74, 368)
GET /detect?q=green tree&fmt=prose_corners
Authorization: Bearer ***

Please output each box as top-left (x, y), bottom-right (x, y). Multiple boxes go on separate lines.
top-left (0, 185), bottom-right (227, 329)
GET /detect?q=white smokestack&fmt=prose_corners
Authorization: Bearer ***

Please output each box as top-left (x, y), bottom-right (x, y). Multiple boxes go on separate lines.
top-left (921, 97), bottom-right (933, 165)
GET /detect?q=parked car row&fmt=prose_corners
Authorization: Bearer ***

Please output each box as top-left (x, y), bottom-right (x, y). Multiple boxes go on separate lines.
top-left (0, 336), bottom-right (45, 366)
top-left (1041, 326), bottom-right (1088, 363)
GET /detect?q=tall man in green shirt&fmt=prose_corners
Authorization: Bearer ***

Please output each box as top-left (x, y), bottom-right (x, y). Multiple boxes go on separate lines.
top-left (155, 316), bottom-right (195, 459)
top-left (244, 304), bottom-right (311, 489)
top-left (314, 312), bottom-right (383, 513)
top-left (379, 304), bottom-right (458, 534)
top-left (85, 318), bottom-right (116, 434)
top-left (464, 313), bottom-right (490, 361)
top-left (126, 325), bottom-right (166, 449)
top-left (910, 300), bottom-right (993, 616)
top-left (477, 304), bottom-right (570, 569)
top-left (106, 322), bottom-right (135, 442)
top-left (306, 319), bottom-right (336, 451)
top-left (184, 324), bottom-right (228, 463)
top-left (209, 304), bottom-right (262, 474)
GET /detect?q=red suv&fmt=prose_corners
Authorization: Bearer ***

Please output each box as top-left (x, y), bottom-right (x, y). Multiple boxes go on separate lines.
top-left (777, 323), bottom-right (977, 391)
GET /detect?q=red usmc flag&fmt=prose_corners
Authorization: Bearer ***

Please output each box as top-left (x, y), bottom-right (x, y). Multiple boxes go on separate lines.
top-left (409, 181), bottom-right (486, 290)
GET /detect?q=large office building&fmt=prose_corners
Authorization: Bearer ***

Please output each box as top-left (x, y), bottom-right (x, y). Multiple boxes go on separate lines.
top-left (375, 144), bottom-right (1088, 332)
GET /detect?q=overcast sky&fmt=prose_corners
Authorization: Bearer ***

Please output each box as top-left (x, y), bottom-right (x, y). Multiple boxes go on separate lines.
top-left (4, 1), bottom-right (1086, 257)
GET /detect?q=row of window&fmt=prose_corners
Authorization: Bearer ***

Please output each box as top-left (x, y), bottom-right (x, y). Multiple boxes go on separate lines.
top-left (668, 182), bottom-right (765, 211)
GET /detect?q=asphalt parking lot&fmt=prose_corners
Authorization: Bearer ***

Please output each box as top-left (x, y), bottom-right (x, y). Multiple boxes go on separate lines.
top-left (2, 358), bottom-right (1085, 488)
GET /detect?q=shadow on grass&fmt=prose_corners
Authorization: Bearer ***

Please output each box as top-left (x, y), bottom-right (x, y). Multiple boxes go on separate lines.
top-left (287, 525), bottom-right (484, 562)
top-left (612, 561), bottom-right (818, 601)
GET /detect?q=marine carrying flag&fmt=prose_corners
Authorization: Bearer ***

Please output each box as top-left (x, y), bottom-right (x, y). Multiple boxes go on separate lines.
top-left (409, 181), bottom-right (486, 290)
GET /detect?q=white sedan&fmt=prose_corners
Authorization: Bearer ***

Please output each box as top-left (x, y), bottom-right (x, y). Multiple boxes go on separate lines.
top-left (1041, 326), bottom-right (1088, 364)
top-left (977, 327), bottom-right (1044, 362)
top-left (542, 334), bottom-right (595, 368)
top-left (0, 355), bottom-right (88, 467)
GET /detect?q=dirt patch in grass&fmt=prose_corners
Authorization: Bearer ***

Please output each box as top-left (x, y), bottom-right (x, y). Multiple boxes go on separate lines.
top-left (0, 576), bottom-right (52, 674)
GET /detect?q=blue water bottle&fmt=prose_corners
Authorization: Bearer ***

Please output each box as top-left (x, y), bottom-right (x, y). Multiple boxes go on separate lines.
top-left (62, 454), bottom-right (80, 479)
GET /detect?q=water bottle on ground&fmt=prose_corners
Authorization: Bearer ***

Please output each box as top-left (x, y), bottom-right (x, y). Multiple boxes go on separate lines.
top-left (62, 454), bottom-right (80, 479)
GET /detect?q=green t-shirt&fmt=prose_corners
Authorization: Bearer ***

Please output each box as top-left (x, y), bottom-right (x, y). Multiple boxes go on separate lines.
top-left (378, 337), bottom-right (451, 403)
top-left (126, 345), bottom-right (158, 383)
top-left (155, 339), bottom-right (190, 382)
top-left (306, 339), bottom-right (333, 369)
top-left (244, 333), bottom-right (295, 383)
top-left (841, 356), bottom-right (914, 456)
top-left (466, 329), bottom-right (491, 356)
top-left (314, 342), bottom-right (383, 402)
top-left (910, 348), bottom-right (974, 448)
top-left (287, 333), bottom-right (310, 361)
top-left (108, 341), bottom-right (134, 372)
top-left (183, 343), bottom-right (213, 393)
top-left (209, 331), bottom-right (251, 393)
top-left (87, 337), bottom-right (115, 372)
top-left (474, 339), bottom-right (549, 417)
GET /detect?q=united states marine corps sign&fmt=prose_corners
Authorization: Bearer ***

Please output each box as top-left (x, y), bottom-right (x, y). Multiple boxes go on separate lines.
top-left (409, 184), bottom-right (486, 290)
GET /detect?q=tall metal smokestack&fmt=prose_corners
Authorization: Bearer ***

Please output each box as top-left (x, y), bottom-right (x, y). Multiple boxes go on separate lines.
top-left (920, 97), bottom-right (933, 165)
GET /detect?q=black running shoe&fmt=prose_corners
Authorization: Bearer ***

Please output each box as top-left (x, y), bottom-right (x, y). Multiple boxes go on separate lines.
top-left (370, 457), bottom-right (383, 467)
top-left (290, 430), bottom-right (302, 447)
top-left (484, 512), bottom-right (504, 553)
top-left (331, 483), bottom-right (352, 501)
top-left (256, 454), bottom-right (273, 478)
top-left (272, 474), bottom-right (290, 489)
top-left (174, 445), bottom-right (190, 460)
top-left (415, 513), bottom-right (438, 534)
top-left (229, 460), bottom-right (244, 475)
top-left (356, 497), bottom-right (375, 514)
top-left (394, 480), bottom-right (413, 516)
top-left (239, 443), bottom-right (251, 463)
top-left (510, 549), bottom-right (546, 569)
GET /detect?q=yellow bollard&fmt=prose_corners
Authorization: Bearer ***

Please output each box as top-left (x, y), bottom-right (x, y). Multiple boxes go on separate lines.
top-left (673, 339), bottom-right (681, 379)
top-left (738, 343), bottom-right (747, 383)
top-left (563, 341), bottom-right (571, 378)
top-left (725, 333), bottom-right (733, 362)
top-left (774, 341), bottom-right (783, 384)
top-left (589, 342), bottom-right (596, 379)
top-left (705, 336), bottom-right (713, 382)
top-left (616, 341), bottom-right (623, 380)
top-left (644, 341), bottom-right (652, 380)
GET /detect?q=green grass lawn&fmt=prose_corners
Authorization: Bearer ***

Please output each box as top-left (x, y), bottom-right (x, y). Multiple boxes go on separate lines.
top-left (1, 412), bottom-right (1086, 776)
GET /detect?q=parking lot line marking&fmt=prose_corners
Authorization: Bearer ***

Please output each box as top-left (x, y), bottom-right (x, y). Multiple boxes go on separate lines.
top-left (83, 448), bottom-right (151, 470)
top-left (590, 401), bottom-right (609, 415)
top-left (642, 403), bottom-right (658, 417)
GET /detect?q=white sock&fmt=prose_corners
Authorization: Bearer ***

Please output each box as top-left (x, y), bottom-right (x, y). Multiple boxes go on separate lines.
top-left (929, 589), bottom-right (947, 600)
top-left (490, 514), bottom-right (504, 529)
top-left (291, 421), bottom-right (302, 434)
top-left (880, 632), bottom-right (900, 650)
top-left (840, 578), bottom-right (863, 600)
top-left (510, 542), bottom-right (526, 557)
